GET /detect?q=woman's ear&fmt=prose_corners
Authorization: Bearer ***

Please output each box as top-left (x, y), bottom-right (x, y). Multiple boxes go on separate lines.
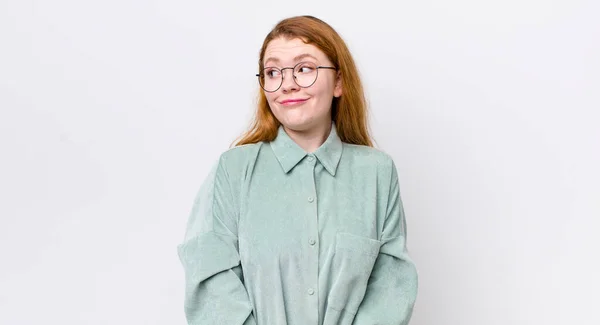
top-left (333, 72), bottom-right (343, 98)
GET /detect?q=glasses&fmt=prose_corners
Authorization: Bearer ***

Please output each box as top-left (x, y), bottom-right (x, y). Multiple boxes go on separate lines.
top-left (256, 61), bottom-right (337, 92)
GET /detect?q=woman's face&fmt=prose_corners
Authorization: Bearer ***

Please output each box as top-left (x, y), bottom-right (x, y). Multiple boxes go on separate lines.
top-left (262, 37), bottom-right (342, 133)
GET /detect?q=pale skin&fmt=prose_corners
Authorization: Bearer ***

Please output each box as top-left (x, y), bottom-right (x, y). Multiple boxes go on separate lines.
top-left (263, 37), bottom-right (343, 153)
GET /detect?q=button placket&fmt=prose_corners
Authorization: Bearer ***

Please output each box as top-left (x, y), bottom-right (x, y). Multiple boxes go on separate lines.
top-left (305, 154), bottom-right (319, 323)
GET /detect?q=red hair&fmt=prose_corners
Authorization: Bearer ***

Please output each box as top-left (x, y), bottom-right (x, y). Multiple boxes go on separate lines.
top-left (233, 15), bottom-right (374, 147)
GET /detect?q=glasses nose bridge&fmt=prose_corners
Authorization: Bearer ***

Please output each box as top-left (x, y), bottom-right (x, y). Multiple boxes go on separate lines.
top-left (279, 66), bottom-right (298, 90)
top-left (280, 66), bottom-right (295, 80)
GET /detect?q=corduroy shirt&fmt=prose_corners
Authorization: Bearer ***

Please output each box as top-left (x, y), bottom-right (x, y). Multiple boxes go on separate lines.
top-left (177, 123), bottom-right (418, 325)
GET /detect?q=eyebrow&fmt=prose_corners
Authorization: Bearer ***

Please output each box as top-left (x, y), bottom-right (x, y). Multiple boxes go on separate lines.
top-left (264, 53), bottom-right (318, 66)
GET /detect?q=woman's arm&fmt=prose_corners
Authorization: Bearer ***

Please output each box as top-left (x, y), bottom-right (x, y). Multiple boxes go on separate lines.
top-left (177, 157), bottom-right (256, 325)
top-left (352, 161), bottom-right (419, 325)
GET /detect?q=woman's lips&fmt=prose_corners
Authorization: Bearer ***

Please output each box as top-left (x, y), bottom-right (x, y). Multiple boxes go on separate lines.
top-left (280, 98), bottom-right (308, 106)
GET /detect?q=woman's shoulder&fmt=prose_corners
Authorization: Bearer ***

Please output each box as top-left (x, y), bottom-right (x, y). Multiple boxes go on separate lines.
top-left (342, 143), bottom-right (397, 170)
top-left (216, 141), bottom-right (264, 171)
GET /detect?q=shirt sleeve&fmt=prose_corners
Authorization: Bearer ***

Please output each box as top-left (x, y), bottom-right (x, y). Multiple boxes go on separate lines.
top-left (352, 160), bottom-right (419, 325)
top-left (177, 156), bottom-right (256, 325)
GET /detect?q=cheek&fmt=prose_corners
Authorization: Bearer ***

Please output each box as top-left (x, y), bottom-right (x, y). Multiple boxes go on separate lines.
top-left (311, 78), bottom-right (336, 97)
top-left (306, 83), bottom-right (335, 107)
top-left (264, 93), bottom-right (278, 107)
top-left (265, 93), bottom-right (284, 117)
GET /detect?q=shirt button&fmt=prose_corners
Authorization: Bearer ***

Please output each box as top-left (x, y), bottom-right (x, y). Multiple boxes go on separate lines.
top-left (308, 196), bottom-right (314, 203)
top-left (307, 156), bottom-right (314, 162)
top-left (307, 288), bottom-right (315, 295)
top-left (309, 238), bottom-right (316, 245)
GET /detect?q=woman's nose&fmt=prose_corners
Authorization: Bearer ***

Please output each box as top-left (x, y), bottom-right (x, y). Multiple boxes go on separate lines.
top-left (280, 69), bottom-right (299, 92)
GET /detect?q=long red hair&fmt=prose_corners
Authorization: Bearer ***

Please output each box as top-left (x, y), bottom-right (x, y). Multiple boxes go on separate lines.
top-left (233, 15), bottom-right (374, 147)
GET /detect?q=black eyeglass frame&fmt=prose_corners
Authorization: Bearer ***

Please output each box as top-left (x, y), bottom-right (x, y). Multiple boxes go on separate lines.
top-left (255, 62), bottom-right (337, 92)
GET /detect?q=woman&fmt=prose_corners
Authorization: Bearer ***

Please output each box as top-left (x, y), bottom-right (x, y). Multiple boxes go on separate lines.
top-left (177, 15), bottom-right (418, 325)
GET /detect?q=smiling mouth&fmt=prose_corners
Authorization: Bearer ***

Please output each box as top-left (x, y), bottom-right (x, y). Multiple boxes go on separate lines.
top-left (280, 98), bottom-right (308, 106)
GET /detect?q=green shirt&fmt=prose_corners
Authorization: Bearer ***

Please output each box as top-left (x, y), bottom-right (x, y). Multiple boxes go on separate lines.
top-left (177, 123), bottom-right (418, 325)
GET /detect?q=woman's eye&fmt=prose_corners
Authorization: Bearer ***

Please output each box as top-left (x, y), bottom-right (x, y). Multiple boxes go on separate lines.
top-left (265, 69), bottom-right (280, 78)
top-left (297, 65), bottom-right (314, 74)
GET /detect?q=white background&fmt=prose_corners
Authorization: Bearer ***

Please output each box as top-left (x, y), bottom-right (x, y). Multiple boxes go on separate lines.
top-left (1, 0), bottom-right (598, 324)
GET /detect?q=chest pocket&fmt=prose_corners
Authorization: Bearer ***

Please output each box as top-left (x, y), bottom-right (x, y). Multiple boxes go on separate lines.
top-left (324, 232), bottom-right (381, 323)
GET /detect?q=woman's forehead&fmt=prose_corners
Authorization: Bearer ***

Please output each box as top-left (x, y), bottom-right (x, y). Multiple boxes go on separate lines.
top-left (264, 37), bottom-right (327, 64)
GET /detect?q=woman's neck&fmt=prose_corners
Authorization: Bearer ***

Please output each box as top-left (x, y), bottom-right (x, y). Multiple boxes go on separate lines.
top-left (284, 121), bottom-right (332, 153)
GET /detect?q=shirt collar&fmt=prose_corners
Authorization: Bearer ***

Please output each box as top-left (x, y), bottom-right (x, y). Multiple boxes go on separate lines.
top-left (270, 122), bottom-right (343, 176)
